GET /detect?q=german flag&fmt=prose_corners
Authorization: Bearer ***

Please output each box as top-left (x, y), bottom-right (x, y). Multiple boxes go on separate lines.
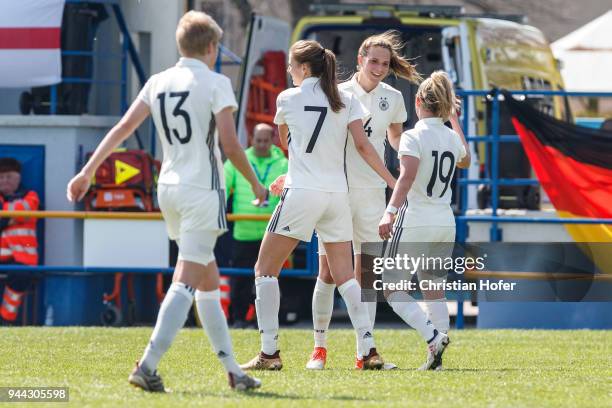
top-left (504, 91), bottom-right (612, 271)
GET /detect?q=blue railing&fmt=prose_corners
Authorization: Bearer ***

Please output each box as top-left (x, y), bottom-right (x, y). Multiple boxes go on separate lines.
top-left (52, 0), bottom-right (243, 157)
top-left (455, 89), bottom-right (612, 243)
top-left (46, 0), bottom-right (146, 147)
top-left (452, 88), bottom-right (612, 329)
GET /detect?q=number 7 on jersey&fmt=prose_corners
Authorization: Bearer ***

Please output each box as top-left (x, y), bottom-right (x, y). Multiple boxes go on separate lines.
top-left (304, 106), bottom-right (327, 153)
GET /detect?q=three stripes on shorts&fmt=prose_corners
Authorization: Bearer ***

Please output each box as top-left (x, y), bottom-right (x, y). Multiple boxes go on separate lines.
top-left (267, 188), bottom-right (289, 233)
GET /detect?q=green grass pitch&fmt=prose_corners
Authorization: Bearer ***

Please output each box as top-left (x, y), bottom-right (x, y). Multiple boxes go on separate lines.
top-left (1, 327), bottom-right (610, 407)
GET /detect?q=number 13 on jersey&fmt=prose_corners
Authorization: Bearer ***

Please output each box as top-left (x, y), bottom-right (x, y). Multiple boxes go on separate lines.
top-left (157, 91), bottom-right (192, 145)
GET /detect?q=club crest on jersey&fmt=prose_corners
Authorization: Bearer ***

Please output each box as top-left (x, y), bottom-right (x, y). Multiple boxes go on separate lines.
top-left (379, 97), bottom-right (389, 111)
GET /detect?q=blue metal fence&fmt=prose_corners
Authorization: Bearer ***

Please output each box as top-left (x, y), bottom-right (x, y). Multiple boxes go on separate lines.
top-left (452, 88), bottom-right (612, 329)
top-left (51, 0), bottom-right (243, 156)
top-left (455, 89), bottom-right (612, 243)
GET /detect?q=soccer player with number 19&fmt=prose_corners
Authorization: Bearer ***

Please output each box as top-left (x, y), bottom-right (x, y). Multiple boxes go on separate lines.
top-left (67, 11), bottom-right (264, 392)
top-left (379, 71), bottom-right (471, 370)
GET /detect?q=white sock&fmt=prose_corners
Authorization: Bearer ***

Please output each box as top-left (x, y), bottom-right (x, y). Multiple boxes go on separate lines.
top-left (359, 299), bottom-right (377, 358)
top-left (312, 278), bottom-right (335, 348)
top-left (255, 276), bottom-right (280, 355)
top-left (140, 282), bottom-right (194, 374)
top-left (367, 301), bottom-right (377, 327)
top-left (337, 279), bottom-right (374, 358)
top-left (387, 291), bottom-right (435, 342)
top-left (426, 300), bottom-right (450, 333)
top-left (195, 289), bottom-right (245, 376)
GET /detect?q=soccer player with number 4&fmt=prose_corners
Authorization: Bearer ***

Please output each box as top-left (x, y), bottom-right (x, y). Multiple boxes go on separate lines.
top-left (306, 31), bottom-right (421, 371)
top-left (379, 70), bottom-right (471, 370)
top-left (241, 39), bottom-right (396, 371)
top-left (67, 11), bottom-right (264, 391)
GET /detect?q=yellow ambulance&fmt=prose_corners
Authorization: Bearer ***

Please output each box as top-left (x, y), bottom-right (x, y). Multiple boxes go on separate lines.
top-left (237, 4), bottom-right (568, 209)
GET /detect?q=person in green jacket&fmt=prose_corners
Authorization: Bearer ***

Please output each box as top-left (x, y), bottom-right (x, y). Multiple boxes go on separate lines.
top-left (224, 123), bottom-right (288, 327)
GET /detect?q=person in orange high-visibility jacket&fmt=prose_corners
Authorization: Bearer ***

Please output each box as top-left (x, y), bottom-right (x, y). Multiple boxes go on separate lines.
top-left (0, 158), bottom-right (39, 324)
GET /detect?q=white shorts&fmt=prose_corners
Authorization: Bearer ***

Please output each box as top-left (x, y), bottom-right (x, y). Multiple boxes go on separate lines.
top-left (266, 188), bottom-right (352, 243)
top-left (385, 225), bottom-right (456, 284)
top-left (158, 184), bottom-right (227, 265)
top-left (393, 225), bottom-right (455, 244)
top-left (319, 187), bottom-right (385, 256)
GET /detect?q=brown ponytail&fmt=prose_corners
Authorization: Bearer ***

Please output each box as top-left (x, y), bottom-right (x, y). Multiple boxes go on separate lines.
top-left (358, 30), bottom-right (422, 84)
top-left (290, 40), bottom-right (345, 113)
top-left (416, 70), bottom-right (455, 120)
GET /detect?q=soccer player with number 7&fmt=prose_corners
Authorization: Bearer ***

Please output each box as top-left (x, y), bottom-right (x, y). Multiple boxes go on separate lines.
top-left (378, 70), bottom-right (471, 370)
top-left (66, 11), bottom-right (265, 392)
top-left (240, 39), bottom-right (396, 371)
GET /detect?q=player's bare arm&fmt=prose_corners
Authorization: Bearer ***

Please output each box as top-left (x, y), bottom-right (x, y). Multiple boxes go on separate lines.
top-left (216, 107), bottom-right (267, 203)
top-left (66, 99), bottom-right (150, 202)
top-left (449, 113), bottom-right (471, 168)
top-left (278, 123), bottom-right (289, 150)
top-left (379, 155), bottom-right (418, 239)
top-left (386, 122), bottom-right (403, 151)
top-left (348, 119), bottom-right (396, 189)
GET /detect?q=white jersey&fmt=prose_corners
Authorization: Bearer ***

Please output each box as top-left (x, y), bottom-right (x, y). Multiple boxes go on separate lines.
top-left (274, 77), bottom-right (367, 192)
top-left (340, 74), bottom-right (407, 189)
top-left (397, 117), bottom-right (467, 227)
top-left (137, 57), bottom-right (238, 191)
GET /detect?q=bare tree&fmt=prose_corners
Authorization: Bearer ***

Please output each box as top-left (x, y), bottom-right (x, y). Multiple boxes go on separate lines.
top-left (230, 0), bottom-right (253, 27)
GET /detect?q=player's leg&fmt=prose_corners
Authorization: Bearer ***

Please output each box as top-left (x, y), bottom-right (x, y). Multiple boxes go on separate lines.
top-left (350, 187), bottom-right (385, 328)
top-left (416, 227), bottom-right (455, 370)
top-left (354, 251), bottom-right (377, 326)
top-left (254, 231), bottom-right (299, 355)
top-left (385, 289), bottom-right (449, 370)
top-left (130, 185), bottom-right (188, 392)
top-left (383, 227), bottom-right (449, 370)
top-left (130, 259), bottom-right (201, 392)
top-left (306, 241), bottom-right (335, 370)
top-left (418, 226), bottom-right (455, 335)
top-left (193, 251), bottom-right (260, 390)
top-left (324, 241), bottom-right (383, 370)
top-left (317, 191), bottom-right (383, 369)
top-left (240, 231), bottom-right (299, 370)
top-left (242, 188), bottom-right (329, 370)
top-left (350, 188), bottom-right (388, 368)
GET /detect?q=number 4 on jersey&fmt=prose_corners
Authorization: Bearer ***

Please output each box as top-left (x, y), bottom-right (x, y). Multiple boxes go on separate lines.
top-left (363, 118), bottom-right (372, 137)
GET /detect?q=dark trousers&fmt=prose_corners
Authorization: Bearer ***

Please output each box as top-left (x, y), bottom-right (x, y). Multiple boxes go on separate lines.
top-left (0, 262), bottom-right (33, 291)
top-left (0, 262), bottom-right (36, 324)
top-left (229, 240), bottom-right (261, 322)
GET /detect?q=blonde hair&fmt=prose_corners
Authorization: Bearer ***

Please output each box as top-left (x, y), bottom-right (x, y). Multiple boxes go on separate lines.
top-left (416, 71), bottom-right (456, 120)
top-left (358, 30), bottom-right (422, 84)
top-left (175, 11), bottom-right (222, 57)
top-left (291, 40), bottom-right (345, 113)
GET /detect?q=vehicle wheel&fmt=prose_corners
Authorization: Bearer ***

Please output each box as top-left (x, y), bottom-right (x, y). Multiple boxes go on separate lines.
top-left (101, 303), bottom-right (123, 326)
top-left (19, 92), bottom-right (32, 115)
top-left (477, 184), bottom-right (490, 209)
top-left (525, 186), bottom-right (540, 210)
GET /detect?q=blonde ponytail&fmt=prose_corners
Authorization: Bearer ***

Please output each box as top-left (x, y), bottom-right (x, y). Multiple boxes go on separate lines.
top-left (416, 70), bottom-right (455, 120)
